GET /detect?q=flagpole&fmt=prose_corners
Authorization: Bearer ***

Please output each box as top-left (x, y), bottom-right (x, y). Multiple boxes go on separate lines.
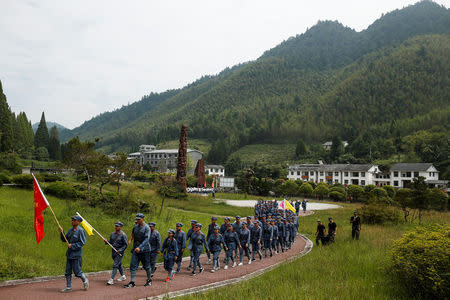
top-left (32, 173), bottom-right (69, 246)
top-left (76, 212), bottom-right (122, 256)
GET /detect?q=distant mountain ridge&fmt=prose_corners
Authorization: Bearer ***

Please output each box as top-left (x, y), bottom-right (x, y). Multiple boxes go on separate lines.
top-left (60, 1), bottom-right (450, 166)
top-left (32, 121), bottom-right (68, 133)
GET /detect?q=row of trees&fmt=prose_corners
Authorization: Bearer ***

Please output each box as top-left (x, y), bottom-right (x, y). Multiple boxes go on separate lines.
top-left (0, 81), bottom-right (62, 169)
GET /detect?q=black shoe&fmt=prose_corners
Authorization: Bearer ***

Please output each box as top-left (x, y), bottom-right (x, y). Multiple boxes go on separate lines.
top-left (199, 267), bottom-right (204, 274)
top-left (191, 272), bottom-right (196, 276)
top-left (144, 279), bottom-right (152, 287)
top-left (124, 282), bottom-right (135, 288)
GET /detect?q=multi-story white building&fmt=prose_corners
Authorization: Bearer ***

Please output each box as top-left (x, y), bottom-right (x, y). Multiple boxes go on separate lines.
top-left (128, 145), bottom-right (203, 173)
top-left (288, 163), bottom-right (377, 186)
top-left (205, 165), bottom-right (225, 177)
top-left (287, 163), bottom-right (446, 189)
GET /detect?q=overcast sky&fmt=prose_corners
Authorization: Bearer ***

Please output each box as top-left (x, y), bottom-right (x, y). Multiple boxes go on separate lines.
top-left (1, 0), bottom-right (448, 129)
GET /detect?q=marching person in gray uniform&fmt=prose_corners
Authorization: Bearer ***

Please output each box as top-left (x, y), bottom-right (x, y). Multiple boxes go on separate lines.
top-left (207, 225), bottom-right (227, 272)
top-left (220, 217), bottom-right (230, 235)
top-left (148, 222), bottom-right (161, 277)
top-left (283, 218), bottom-right (291, 250)
top-left (190, 223), bottom-right (209, 276)
top-left (186, 220), bottom-right (197, 270)
top-left (206, 216), bottom-right (218, 264)
top-left (276, 217), bottom-right (285, 252)
top-left (59, 215), bottom-right (89, 293)
top-left (174, 222), bottom-right (186, 273)
top-left (246, 216), bottom-right (254, 232)
top-left (251, 221), bottom-right (263, 261)
top-left (232, 216), bottom-right (242, 259)
top-left (293, 215), bottom-right (299, 243)
top-left (224, 224), bottom-right (240, 269)
top-left (270, 219), bottom-right (279, 254)
top-left (289, 218), bottom-right (296, 247)
top-left (238, 221), bottom-right (251, 265)
top-left (161, 229), bottom-right (179, 282)
top-left (105, 221), bottom-right (128, 285)
top-left (262, 219), bottom-right (273, 257)
top-left (124, 213), bottom-right (152, 288)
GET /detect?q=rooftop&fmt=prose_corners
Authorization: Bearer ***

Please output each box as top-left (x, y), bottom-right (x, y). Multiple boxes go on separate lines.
top-left (391, 163), bottom-right (436, 172)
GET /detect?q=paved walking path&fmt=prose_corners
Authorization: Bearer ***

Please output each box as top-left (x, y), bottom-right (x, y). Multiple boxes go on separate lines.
top-left (0, 236), bottom-right (310, 300)
top-left (216, 199), bottom-right (342, 210)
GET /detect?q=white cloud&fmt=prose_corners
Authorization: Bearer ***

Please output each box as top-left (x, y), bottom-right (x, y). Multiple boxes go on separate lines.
top-left (0, 0), bottom-right (447, 128)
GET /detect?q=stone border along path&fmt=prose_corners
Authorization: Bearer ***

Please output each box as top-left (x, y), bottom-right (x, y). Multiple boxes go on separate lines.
top-left (0, 211), bottom-right (315, 299)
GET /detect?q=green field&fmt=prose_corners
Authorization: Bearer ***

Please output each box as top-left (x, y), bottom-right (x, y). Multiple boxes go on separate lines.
top-left (181, 203), bottom-right (449, 300)
top-left (228, 143), bottom-right (296, 165)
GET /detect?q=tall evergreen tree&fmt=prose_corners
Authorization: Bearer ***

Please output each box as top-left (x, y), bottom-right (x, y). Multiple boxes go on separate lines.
top-left (48, 125), bottom-right (61, 160)
top-left (34, 112), bottom-right (49, 149)
top-left (330, 135), bottom-right (343, 161)
top-left (295, 138), bottom-right (307, 157)
top-left (0, 80), bottom-right (14, 152)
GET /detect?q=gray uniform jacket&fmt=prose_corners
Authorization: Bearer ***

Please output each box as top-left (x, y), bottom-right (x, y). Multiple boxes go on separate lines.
top-left (149, 229), bottom-right (161, 252)
top-left (108, 230), bottom-right (128, 255)
top-left (174, 229), bottom-right (186, 251)
top-left (61, 226), bottom-right (86, 259)
top-left (132, 224), bottom-right (150, 252)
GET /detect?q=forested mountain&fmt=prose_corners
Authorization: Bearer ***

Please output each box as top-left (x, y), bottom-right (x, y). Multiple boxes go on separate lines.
top-left (61, 1), bottom-right (450, 176)
top-left (32, 121), bottom-right (67, 133)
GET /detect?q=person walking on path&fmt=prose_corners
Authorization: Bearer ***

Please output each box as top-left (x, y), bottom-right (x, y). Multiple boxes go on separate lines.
top-left (238, 222), bottom-right (251, 265)
top-left (301, 200), bottom-right (307, 213)
top-left (207, 225), bottom-right (227, 272)
top-left (124, 213), bottom-right (152, 288)
top-left (186, 220), bottom-right (197, 270)
top-left (206, 217), bottom-right (218, 265)
top-left (190, 223), bottom-right (209, 276)
top-left (161, 229), bottom-right (179, 282)
top-left (59, 215), bottom-right (89, 293)
top-left (174, 222), bottom-right (186, 273)
top-left (251, 221), bottom-right (263, 261)
top-left (105, 221), bottom-right (128, 285)
top-left (315, 219), bottom-right (326, 246)
top-left (224, 224), bottom-right (240, 269)
top-left (350, 211), bottom-right (361, 240)
top-left (148, 222), bottom-right (161, 277)
top-left (262, 219), bottom-right (273, 257)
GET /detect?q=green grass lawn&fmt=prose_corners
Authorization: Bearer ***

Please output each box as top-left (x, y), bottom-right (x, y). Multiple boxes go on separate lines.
top-left (181, 203), bottom-right (450, 300)
top-left (157, 138), bottom-right (212, 155)
top-left (228, 143), bottom-right (296, 165)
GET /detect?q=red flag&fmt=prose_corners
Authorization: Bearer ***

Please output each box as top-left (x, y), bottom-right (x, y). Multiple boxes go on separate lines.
top-left (33, 175), bottom-right (49, 244)
top-left (204, 181), bottom-right (207, 188)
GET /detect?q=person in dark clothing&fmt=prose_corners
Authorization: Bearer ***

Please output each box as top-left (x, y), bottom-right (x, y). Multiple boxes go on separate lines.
top-left (106, 221), bottom-right (128, 285)
top-left (161, 229), bottom-right (179, 282)
top-left (224, 224), bottom-right (240, 269)
top-left (315, 220), bottom-right (326, 246)
top-left (174, 222), bottom-right (186, 273)
top-left (207, 225), bottom-right (226, 272)
top-left (238, 222), bottom-right (251, 265)
top-left (206, 217), bottom-right (218, 264)
top-left (250, 221), bottom-right (263, 260)
top-left (327, 217), bottom-right (337, 243)
top-left (350, 211), bottom-right (361, 240)
top-left (186, 220), bottom-right (197, 270)
top-left (190, 223), bottom-right (209, 276)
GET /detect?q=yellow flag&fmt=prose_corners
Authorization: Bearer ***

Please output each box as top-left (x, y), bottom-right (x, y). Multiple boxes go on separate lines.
top-left (76, 213), bottom-right (94, 236)
top-left (283, 200), bottom-right (296, 213)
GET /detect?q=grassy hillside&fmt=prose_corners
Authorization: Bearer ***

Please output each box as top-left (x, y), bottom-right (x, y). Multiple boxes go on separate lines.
top-left (228, 144), bottom-right (296, 165)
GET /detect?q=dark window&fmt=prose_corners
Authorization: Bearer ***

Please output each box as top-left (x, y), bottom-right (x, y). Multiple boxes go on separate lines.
top-left (361, 180), bottom-right (366, 186)
top-left (352, 172), bottom-right (359, 177)
top-left (297, 171), bottom-right (300, 175)
top-left (394, 181), bottom-right (398, 186)
top-left (360, 172), bottom-right (365, 177)
top-left (406, 172), bottom-right (411, 177)
top-left (414, 172), bottom-right (419, 177)
top-left (335, 172), bottom-right (339, 176)
top-left (344, 172), bottom-right (348, 176)
top-left (394, 171), bottom-right (398, 177)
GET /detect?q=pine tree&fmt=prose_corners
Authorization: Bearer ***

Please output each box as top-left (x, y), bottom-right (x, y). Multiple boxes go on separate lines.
top-left (48, 125), bottom-right (61, 160)
top-left (34, 112), bottom-right (49, 149)
top-left (295, 138), bottom-right (307, 157)
top-left (0, 80), bottom-right (14, 152)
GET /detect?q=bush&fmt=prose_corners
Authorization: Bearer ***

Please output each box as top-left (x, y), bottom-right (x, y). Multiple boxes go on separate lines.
top-left (360, 202), bottom-right (400, 224)
top-left (0, 153), bottom-right (21, 173)
top-left (34, 147), bottom-right (49, 161)
top-left (330, 185), bottom-right (345, 195)
top-left (44, 181), bottom-right (77, 199)
top-left (382, 185), bottom-right (395, 198)
top-left (370, 187), bottom-right (389, 199)
top-left (37, 173), bottom-right (63, 182)
top-left (11, 174), bottom-right (33, 186)
top-left (347, 185), bottom-right (364, 202)
top-left (0, 173), bottom-right (12, 184)
top-left (329, 191), bottom-right (345, 201)
top-left (390, 224), bottom-right (450, 299)
top-left (364, 184), bottom-right (377, 193)
top-left (298, 182), bottom-right (313, 197)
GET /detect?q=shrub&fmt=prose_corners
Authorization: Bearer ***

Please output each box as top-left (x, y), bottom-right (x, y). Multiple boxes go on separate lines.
top-left (11, 174), bottom-right (33, 186)
top-left (364, 184), bottom-right (377, 193)
top-left (390, 224), bottom-right (450, 299)
top-left (360, 202), bottom-right (400, 224)
top-left (0, 153), bottom-right (21, 173)
top-left (313, 183), bottom-right (329, 200)
top-left (37, 173), bottom-right (63, 182)
top-left (347, 185), bottom-right (364, 202)
top-left (329, 191), bottom-right (345, 202)
top-left (44, 181), bottom-right (78, 199)
top-left (370, 187), bottom-right (389, 199)
top-left (0, 173), bottom-right (12, 184)
top-left (330, 185), bottom-right (345, 195)
top-left (382, 185), bottom-right (395, 198)
top-left (298, 182), bottom-right (313, 197)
